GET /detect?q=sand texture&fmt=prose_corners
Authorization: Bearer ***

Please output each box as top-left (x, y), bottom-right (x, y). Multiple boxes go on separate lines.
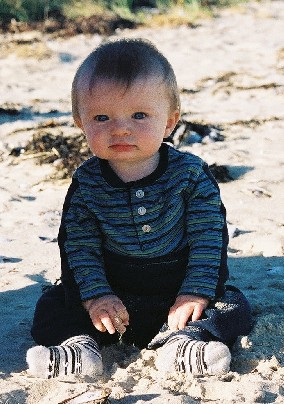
top-left (0, 1), bottom-right (284, 402)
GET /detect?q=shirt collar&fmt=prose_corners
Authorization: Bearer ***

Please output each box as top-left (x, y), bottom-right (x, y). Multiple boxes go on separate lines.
top-left (99, 143), bottom-right (169, 188)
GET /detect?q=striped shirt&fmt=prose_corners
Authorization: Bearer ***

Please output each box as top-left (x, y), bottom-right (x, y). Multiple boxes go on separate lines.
top-left (60, 143), bottom-right (229, 301)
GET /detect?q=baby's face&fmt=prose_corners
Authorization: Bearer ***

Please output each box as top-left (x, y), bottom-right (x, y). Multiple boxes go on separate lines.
top-left (75, 76), bottom-right (179, 170)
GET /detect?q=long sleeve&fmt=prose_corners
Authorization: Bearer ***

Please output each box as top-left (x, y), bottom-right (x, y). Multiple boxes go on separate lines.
top-left (59, 177), bottom-right (113, 302)
top-left (178, 163), bottom-right (229, 300)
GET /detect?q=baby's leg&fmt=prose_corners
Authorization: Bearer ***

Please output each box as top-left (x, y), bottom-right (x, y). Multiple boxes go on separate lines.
top-left (28, 284), bottom-right (105, 378)
top-left (31, 284), bottom-right (96, 346)
top-left (155, 334), bottom-right (231, 375)
top-left (154, 287), bottom-right (252, 375)
top-left (26, 335), bottom-right (103, 378)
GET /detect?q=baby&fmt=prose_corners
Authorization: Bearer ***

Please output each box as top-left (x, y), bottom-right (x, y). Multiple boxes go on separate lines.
top-left (27, 38), bottom-right (252, 379)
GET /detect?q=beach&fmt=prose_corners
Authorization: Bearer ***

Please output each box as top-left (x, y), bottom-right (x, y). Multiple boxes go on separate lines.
top-left (0, 1), bottom-right (284, 402)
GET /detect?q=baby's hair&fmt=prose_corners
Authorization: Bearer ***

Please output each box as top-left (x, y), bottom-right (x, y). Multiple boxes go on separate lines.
top-left (72, 38), bottom-right (180, 123)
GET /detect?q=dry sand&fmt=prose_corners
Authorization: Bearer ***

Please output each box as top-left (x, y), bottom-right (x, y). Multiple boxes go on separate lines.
top-left (0, 1), bottom-right (284, 402)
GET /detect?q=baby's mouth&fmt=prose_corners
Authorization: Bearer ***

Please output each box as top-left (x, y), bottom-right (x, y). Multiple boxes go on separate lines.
top-left (109, 144), bottom-right (136, 151)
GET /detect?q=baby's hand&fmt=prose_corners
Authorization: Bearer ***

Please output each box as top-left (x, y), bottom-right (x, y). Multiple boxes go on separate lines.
top-left (83, 295), bottom-right (129, 335)
top-left (168, 294), bottom-right (209, 331)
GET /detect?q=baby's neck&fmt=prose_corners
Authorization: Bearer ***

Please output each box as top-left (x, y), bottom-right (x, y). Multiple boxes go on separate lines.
top-left (109, 153), bottom-right (160, 183)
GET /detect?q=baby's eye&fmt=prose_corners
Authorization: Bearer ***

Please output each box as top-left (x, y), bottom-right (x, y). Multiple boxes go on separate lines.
top-left (94, 115), bottom-right (109, 122)
top-left (132, 112), bottom-right (147, 120)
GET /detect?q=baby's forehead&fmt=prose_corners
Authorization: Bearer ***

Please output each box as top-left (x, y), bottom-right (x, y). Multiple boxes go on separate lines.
top-left (77, 74), bottom-right (166, 96)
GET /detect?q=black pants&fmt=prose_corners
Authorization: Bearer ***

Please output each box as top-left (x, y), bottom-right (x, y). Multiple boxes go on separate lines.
top-left (31, 247), bottom-right (252, 349)
top-left (31, 282), bottom-right (252, 349)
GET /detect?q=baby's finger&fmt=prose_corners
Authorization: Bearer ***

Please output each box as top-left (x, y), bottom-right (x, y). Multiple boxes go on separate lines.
top-left (99, 311), bottom-right (116, 334)
top-left (177, 311), bottom-right (191, 330)
top-left (167, 311), bottom-right (179, 331)
top-left (191, 304), bottom-right (204, 322)
top-left (92, 316), bottom-right (107, 332)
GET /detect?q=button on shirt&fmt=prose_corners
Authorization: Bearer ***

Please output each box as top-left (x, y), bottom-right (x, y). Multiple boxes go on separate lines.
top-left (142, 224), bottom-right (151, 233)
top-left (136, 190), bottom-right (144, 198)
top-left (138, 206), bottom-right (146, 215)
top-left (134, 190), bottom-right (150, 233)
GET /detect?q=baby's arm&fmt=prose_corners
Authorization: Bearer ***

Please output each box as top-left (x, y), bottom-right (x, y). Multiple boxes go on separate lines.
top-left (83, 295), bottom-right (129, 334)
top-left (168, 295), bottom-right (209, 331)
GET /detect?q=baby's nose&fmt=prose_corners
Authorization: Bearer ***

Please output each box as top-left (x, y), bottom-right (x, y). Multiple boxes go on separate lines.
top-left (111, 119), bottom-right (131, 136)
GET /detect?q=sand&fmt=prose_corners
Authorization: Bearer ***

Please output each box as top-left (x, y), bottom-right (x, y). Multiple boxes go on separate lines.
top-left (0, 1), bottom-right (284, 402)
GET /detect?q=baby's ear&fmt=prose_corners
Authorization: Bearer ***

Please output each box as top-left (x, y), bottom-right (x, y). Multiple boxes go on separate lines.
top-left (74, 118), bottom-right (83, 130)
top-left (164, 110), bottom-right (180, 138)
